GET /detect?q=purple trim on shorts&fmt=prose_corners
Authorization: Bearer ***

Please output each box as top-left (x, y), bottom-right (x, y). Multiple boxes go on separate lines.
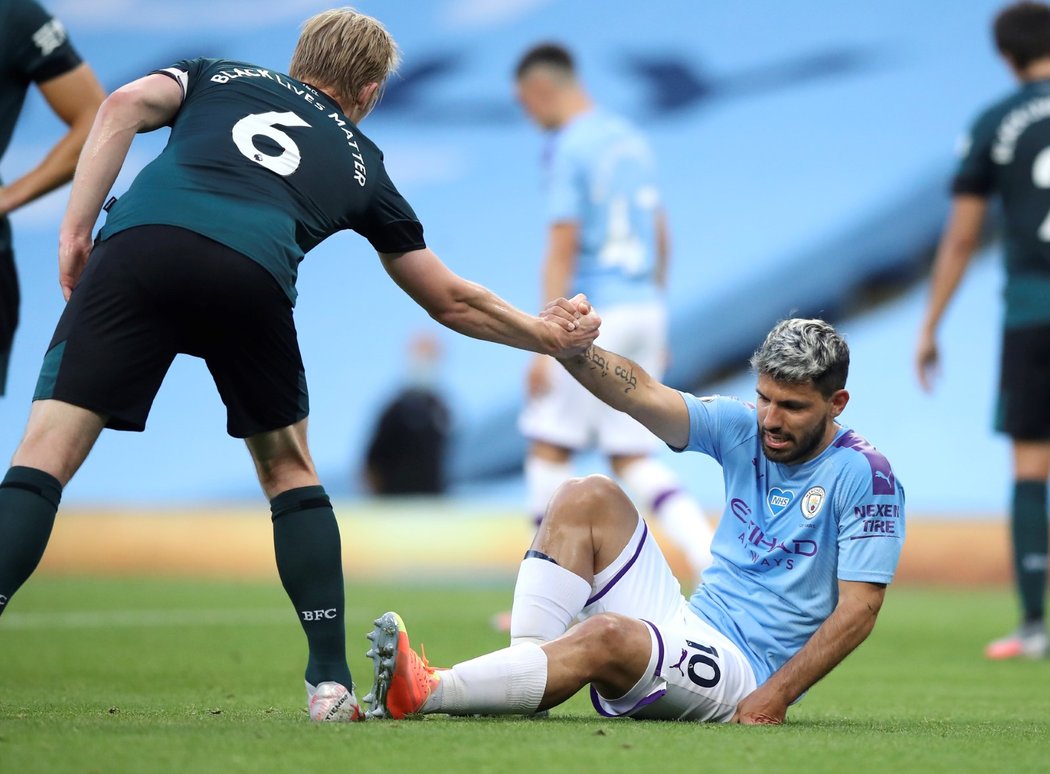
top-left (586, 522), bottom-right (649, 606)
top-left (587, 618), bottom-right (668, 717)
top-left (640, 619), bottom-right (665, 680)
top-left (651, 488), bottom-right (678, 512)
top-left (589, 686), bottom-right (668, 717)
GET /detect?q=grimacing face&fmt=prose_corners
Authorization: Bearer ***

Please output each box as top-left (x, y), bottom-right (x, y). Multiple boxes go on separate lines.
top-left (754, 373), bottom-right (847, 464)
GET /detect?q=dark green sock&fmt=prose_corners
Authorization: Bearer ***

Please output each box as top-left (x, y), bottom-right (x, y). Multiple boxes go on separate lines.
top-left (271, 485), bottom-right (352, 689)
top-left (0, 466), bottom-right (63, 617)
top-left (1011, 480), bottom-right (1048, 624)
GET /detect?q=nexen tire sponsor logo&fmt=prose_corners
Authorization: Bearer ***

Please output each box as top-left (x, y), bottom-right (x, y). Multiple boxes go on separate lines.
top-left (301, 609), bottom-right (337, 621)
top-left (853, 504), bottom-right (900, 519)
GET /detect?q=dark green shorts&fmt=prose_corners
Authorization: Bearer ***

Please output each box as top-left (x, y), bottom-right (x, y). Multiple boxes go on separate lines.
top-left (995, 323), bottom-right (1050, 441)
top-left (34, 225), bottom-right (309, 437)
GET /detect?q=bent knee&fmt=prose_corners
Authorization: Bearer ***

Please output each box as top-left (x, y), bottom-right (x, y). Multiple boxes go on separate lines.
top-left (571, 614), bottom-right (649, 670)
top-left (545, 475), bottom-right (635, 526)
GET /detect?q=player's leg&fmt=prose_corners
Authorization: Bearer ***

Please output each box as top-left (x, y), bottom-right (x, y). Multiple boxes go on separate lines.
top-left (195, 235), bottom-right (357, 719)
top-left (988, 324), bottom-right (1050, 659)
top-left (1, 228), bottom-right (179, 619)
top-left (366, 603), bottom-right (755, 721)
top-left (0, 400), bottom-right (105, 617)
top-left (244, 420), bottom-right (357, 718)
top-left (611, 452), bottom-right (715, 581)
top-left (986, 440), bottom-right (1050, 659)
top-left (509, 474), bottom-right (641, 646)
top-left (365, 608), bottom-right (653, 718)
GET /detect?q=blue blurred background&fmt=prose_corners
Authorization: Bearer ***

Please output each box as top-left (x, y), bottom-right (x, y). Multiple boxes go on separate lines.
top-left (0, 0), bottom-right (1015, 512)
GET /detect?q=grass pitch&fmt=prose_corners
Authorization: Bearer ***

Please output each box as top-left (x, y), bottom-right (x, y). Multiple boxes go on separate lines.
top-left (2, 578), bottom-right (1048, 773)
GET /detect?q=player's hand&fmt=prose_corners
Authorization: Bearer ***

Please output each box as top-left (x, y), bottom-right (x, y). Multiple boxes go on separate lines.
top-left (526, 354), bottom-right (553, 398)
top-left (915, 328), bottom-right (940, 393)
top-left (730, 685), bottom-right (787, 725)
top-left (541, 293), bottom-right (591, 331)
top-left (541, 294), bottom-right (600, 358)
top-left (58, 226), bottom-right (93, 301)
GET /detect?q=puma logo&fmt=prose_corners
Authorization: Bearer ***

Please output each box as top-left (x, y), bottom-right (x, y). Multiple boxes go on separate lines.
top-left (670, 648), bottom-right (688, 677)
top-left (874, 471), bottom-right (892, 483)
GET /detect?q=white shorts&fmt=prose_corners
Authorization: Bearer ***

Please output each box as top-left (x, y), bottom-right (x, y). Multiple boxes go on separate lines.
top-left (579, 516), bottom-right (758, 723)
top-left (518, 302), bottom-right (667, 455)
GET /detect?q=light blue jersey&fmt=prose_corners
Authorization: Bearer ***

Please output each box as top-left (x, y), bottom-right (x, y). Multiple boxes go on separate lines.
top-left (545, 108), bottom-right (662, 308)
top-left (679, 394), bottom-right (905, 686)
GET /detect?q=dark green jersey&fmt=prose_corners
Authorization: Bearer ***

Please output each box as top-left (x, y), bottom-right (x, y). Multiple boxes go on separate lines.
top-left (954, 80), bottom-right (1050, 327)
top-left (99, 58), bottom-right (425, 304)
top-left (0, 0), bottom-right (81, 249)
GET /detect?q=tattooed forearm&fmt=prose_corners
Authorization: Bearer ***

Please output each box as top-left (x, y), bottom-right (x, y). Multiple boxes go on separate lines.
top-left (583, 346), bottom-right (609, 377)
top-left (580, 347), bottom-right (637, 394)
top-left (614, 363), bottom-right (638, 393)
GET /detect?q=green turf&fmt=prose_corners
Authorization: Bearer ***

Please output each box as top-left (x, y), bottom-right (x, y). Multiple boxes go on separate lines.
top-left (1, 578), bottom-right (1048, 773)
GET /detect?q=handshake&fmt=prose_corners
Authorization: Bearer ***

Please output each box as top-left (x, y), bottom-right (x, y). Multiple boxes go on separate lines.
top-left (540, 293), bottom-right (601, 359)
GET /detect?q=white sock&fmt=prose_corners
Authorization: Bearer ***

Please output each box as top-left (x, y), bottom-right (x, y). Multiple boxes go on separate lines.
top-left (619, 458), bottom-right (715, 575)
top-left (510, 556), bottom-right (592, 646)
top-left (525, 456), bottom-right (572, 525)
top-left (423, 642), bottom-right (548, 715)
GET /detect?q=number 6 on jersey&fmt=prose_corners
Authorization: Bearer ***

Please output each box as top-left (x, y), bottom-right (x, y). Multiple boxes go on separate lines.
top-left (232, 110), bottom-right (310, 176)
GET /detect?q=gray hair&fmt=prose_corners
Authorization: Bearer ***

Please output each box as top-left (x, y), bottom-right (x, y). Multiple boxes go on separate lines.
top-left (749, 318), bottom-right (849, 396)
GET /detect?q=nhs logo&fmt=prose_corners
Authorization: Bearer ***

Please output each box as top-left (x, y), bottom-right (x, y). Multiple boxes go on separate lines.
top-left (766, 488), bottom-right (795, 517)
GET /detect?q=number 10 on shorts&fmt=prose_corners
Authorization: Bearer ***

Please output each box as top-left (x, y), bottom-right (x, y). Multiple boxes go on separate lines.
top-left (679, 639), bottom-right (721, 688)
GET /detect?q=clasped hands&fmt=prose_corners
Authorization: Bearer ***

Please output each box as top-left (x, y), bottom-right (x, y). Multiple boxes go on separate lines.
top-left (540, 293), bottom-right (601, 359)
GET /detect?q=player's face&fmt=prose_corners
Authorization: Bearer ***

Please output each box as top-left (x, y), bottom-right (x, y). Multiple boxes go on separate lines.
top-left (755, 374), bottom-right (847, 464)
top-left (516, 73), bottom-right (559, 129)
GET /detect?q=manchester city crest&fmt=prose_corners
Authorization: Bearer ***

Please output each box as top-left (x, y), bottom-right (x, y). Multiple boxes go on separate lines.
top-left (801, 486), bottom-right (826, 519)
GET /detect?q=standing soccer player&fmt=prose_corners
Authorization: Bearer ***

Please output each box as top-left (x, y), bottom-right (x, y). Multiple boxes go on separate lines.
top-left (515, 43), bottom-right (714, 582)
top-left (0, 8), bottom-right (598, 721)
top-left (0, 0), bottom-right (104, 396)
top-left (916, 0), bottom-right (1050, 659)
top-left (367, 318), bottom-right (905, 724)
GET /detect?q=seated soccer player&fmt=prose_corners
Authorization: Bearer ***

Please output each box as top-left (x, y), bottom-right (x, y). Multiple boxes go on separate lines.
top-left (364, 318), bottom-right (905, 724)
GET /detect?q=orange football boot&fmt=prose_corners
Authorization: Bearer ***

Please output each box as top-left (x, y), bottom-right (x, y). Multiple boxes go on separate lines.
top-left (364, 611), bottom-right (442, 718)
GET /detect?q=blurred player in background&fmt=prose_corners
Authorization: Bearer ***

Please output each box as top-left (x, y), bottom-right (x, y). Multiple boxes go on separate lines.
top-left (0, 0), bottom-right (104, 396)
top-left (363, 332), bottom-right (451, 495)
top-left (0, 8), bottom-right (598, 722)
top-left (367, 318), bottom-right (905, 725)
top-left (916, 0), bottom-right (1050, 660)
top-left (515, 43), bottom-right (714, 583)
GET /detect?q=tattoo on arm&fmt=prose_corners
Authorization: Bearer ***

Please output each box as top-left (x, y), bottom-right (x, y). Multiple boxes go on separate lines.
top-left (582, 347), bottom-right (637, 393)
top-left (583, 346), bottom-right (609, 378)
top-left (614, 363), bottom-right (638, 393)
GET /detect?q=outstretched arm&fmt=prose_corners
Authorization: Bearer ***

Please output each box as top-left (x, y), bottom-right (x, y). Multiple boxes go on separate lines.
top-left (915, 195), bottom-right (986, 392)
top-left (732, 580), bottom-right (886, 724)
top-left (0, 64), bottom-right (105, 216)
top-left (380, 247), bottom-right (599, 358)
top-left (554, 343), bottom-right (690, 448)
top-left (58, 73), bottom-right (184, 300)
